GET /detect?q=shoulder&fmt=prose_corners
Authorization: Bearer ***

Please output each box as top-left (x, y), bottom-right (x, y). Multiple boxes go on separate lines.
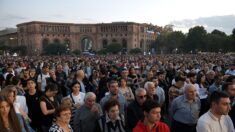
top-left (49, 124), bottom-right (63, 132)
top-left (158, 122), bottom-right (170, 131)
top-left (133, 121), bottom-right (145, 132)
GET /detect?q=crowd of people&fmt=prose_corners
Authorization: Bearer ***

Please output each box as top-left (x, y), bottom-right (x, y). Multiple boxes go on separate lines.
top-left (0, 53), bottom-right (234, 132)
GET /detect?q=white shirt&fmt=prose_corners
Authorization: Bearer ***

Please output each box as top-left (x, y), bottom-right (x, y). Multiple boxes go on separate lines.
top-left (14, 95), bottom-right (28, 114)
top-left (67, 92), bottom-right (85, 105)
top-left (37, 73), bottom-right (50, 92)
top-left (197, 110), bottom-right (235, 132)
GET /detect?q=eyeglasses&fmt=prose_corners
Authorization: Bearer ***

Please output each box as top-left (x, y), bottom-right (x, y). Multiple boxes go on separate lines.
top-left (138, 95), bottom-right (147, 99)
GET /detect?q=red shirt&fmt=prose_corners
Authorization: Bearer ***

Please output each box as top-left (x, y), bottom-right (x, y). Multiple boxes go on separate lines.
top-left (133, 120), bottom-right (170, 132)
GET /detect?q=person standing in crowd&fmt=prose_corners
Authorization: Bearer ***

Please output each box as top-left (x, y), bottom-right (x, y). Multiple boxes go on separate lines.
top-left (222, 82), bottom-right (235, 126)
top-left (152, 77), bottom-right (165, 107)
top-left (25, 79), bottom-right (43, 131)
top-left (119, 78), bottom-right (134, 104)
top-left (60, 97), bottom-right (76, 129)
top-left (49, 105), bottom-right (73, 132)
top-left (208, 74), bottom-right (223, 94)
top-left (55, 64), bottom-right (67, 97)
top-left (100, 79), bottom-right (126, 114)
top-left (95, 99), bottom-right (127, 132)
top-left (73, 92), bottom-right (102, 132)
top-left (205, 70), bottom-right (216, 86)
top-left (127, 88), bottom-right (147, 131)
top-left (144, 81), bottom-right (159, 102)
top-left (74, 70), bottom-right (87, 93)
top-left (197, 91), bottom-right (235, 132)
top-left (37, 65), bottom-right (50, 92)
top-left (168, 75), bottom-right (186, 109)
top-left (40, 83), bottom-right (59, 132)
top-left (171, 84), bottom-right (201, 132)
top-left (20, 69), bottom-right (31, 91)
top-left (67, 81), bottom-right (85, 108)
top-left (133, 99), bottom-right (170, 132)
top-left (0, 96), bottom-right (27, 132)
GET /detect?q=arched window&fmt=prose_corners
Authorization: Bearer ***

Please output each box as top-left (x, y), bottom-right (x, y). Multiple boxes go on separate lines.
top-left (122, 39), bottom-right (127, 48)
top-left (81, 37), bottom-right (93, 52)
top-left (42, 38), bottom-right (49, 50)
top-left (102, 39), bottom-right (108, 48)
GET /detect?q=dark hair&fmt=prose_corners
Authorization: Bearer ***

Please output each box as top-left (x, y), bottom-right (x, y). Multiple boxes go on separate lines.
top-left (54, 105), bottom-right (71, 118)
top-left (104, 99), bottom-right (120, 112)
top-left (143, 99), bottom-right (160, 113)
top-left (26, 78), bottom-right (36, 83)
top-left (196, 73), bottom-right (205, 84)
top-left (187, 72), bottom-right (196, 78)
top-left (226, 75), bottom-right (235, 82)
top-left (71, 80), bottom-right (81, 88)
top-left (11, 76), bottom-right (21, 85)
top-left (45, 83), bottom-right (58, 92)
top-left (108, 79), bottom-right (118, 87)
top-left (175, 75), bottom-right (186, 82)
top-left (222, 82), bottom-right (234, 92)
top-left (209, 91), bottom-right (229, 105)
top-left (0, 96), bottom-right (22, 132)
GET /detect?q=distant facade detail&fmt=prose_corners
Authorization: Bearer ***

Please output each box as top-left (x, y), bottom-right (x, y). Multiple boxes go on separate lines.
top-left (1, 21), bottom-right (159, 54)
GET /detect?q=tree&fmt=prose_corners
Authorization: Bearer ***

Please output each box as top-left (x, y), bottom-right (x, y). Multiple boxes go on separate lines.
top-left (72, 49), bottom-right (81, 55)
top-left (129, 48), bottom-right (142, 54)
top-left (43, 43), bottom-right (67, 55)
top-left (184, 26), bottom-right (207, 52)
top-left (206, 30), bottom-right (229, 52)
top-left (106, 43), bottom-right (122, 54)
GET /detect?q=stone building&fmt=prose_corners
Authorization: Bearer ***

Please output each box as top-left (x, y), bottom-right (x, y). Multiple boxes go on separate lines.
top-left (1, 21), bottom-right (158, 54)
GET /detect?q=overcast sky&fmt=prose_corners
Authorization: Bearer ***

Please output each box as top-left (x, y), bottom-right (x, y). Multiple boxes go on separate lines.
top-left (0, 0), bottom-right (235, 34)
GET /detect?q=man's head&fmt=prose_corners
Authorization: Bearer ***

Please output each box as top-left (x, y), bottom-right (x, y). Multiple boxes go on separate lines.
top-left (143, 100), bottom-right (161, 124)
top-left (75, 70), bottom-right (85, 80)
top-left (84, 92), bottom-right (96, 109)
top-left (144, 81), bottom-right (156, 96)
top-left (184, 84), bottom-right (197, 101)
top-left (222, 82), bottom-right (235, 97)
top-left (187, 72), bottom-right (197, 84)
top-left (210, 91), bottom-right (231, 115)
top-left (108, 79), bottom-right (119, 96)
top-left (135, 88), bottom-right (147, 106)
top-left (175, 75), bottom-right (186, 88)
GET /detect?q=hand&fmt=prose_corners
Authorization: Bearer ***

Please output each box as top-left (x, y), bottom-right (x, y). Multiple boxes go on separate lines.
top-left (91, 105), bottom-right (99, 113)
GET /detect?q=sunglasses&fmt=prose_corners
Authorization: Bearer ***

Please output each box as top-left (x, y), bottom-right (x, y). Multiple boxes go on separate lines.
top-left (138, 95), bottom-right (147, 99)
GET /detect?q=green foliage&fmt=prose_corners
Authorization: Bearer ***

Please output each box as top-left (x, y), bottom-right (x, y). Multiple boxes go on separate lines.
top-left (129, 48), bottom-right (142, 54)
top-left (106, 43), bottom-right (122, 54)
top-left (43, 43), bottom-right (67, 55)
top-left (97, 49), bottom-right (107, 55)
top-left (72, 49), bottom-right (81, 55)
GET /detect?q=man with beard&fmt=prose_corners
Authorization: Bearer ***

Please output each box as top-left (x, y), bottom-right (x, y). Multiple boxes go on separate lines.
top-left (197, 91), bottom-right (234, 132)
top-left (100, 79), bottom-right (126, 114)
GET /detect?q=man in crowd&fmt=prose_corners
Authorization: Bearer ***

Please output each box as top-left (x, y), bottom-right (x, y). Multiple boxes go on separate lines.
top-left (127, 88), bottom-right (147, 131)
top-left (100, 79), bottom-right (126, 114)
top-left (171, 84), bottom-right (201, 132)
top-left (197, 91), bottom-right (234, 132)
top-left (133, 99), bottom-right (170, 132)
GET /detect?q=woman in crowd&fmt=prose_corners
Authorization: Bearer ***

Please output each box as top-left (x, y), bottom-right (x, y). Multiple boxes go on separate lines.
top-left (0, 96), bottom-right (23, 132)
top-left (119, 78), bottom-right (134, 104)
top-left (49, 105), bottom-right (73, 132)
top-left (95, 99), bottom-right (127, 132)
top-left (67, 81), bottom-right (85, 108)
top-left (60, 97), bottom-right (76, 129)
top-left (40, 83), bottom-right (59, 132)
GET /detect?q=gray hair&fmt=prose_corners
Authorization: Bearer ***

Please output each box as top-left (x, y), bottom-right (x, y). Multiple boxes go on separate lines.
top-left (184, 84), bottom-right (196, 93)
top-left (135, 88), bottom-right (146, 96)
top-left (144, 81), bottom-right (155, 90)
top-left (61, 97), bottom-right (72, 104)
top-left (84, 92), bottom-right (96, 101)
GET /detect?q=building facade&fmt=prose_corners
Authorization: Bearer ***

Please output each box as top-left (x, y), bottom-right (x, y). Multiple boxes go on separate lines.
top-left (2, 21), bottom-right (158, 54)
